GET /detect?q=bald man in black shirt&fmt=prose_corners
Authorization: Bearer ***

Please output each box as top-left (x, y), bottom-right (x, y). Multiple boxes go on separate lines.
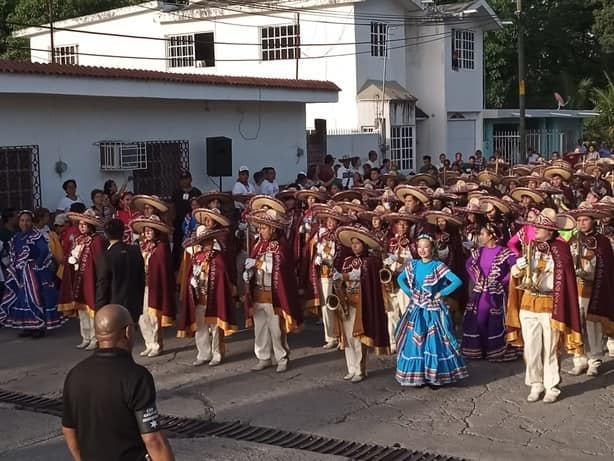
top-left (62, 305), bottom-right (174, 461)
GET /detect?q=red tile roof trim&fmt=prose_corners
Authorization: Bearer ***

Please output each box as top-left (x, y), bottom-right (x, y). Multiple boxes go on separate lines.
top-left (0, 59), bottom-right (340, 92)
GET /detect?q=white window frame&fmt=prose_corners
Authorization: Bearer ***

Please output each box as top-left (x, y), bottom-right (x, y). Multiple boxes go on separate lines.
top-left (453, 29), bottom-right (475, 71)
top-left (370, 22), bottom-right (387, 57)
top-left (260, 23), bottom-right (300, 61)
top-left (390, 125), bottom-right (415, 172)
top-left (98, 141), bottom-right (147, 171)
top-left (166, 32), bottom-right (215, 69)
top-left (53, 44), bottom-right (78, 65)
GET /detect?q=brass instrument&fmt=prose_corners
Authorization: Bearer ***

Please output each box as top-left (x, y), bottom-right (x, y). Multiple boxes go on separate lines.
top-left (326, 277), bottom-right (350, 320)
top-left (379, 268), bottom-right (396, 293)
top-left (516, 240), bottom-right (537, 292)
top-left (574, 236), bottom-right (588, 279)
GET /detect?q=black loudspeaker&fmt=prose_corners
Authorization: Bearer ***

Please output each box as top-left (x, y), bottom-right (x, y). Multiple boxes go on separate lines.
top-left (206, 136), bottom-right (233, 177)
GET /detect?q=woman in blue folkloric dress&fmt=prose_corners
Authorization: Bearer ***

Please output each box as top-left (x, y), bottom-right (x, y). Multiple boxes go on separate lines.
top-left (395, 235), bottom-right (468, 386)
top-left (0, 210), bottom-right (66, 338)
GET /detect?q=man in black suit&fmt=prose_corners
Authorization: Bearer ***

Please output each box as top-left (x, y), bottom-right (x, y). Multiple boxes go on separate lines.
top-left (96, 219), bottom-right (145, 322)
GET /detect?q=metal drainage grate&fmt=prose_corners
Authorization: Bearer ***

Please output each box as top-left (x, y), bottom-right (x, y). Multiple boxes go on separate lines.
top-left (0, 389), bottom-right (467, 461)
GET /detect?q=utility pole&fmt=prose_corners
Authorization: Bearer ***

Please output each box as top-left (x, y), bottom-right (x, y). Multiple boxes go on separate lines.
top-left (48, 0), bottom-right (55, 63)
top-left (516, 0), bottom-right (526, 164)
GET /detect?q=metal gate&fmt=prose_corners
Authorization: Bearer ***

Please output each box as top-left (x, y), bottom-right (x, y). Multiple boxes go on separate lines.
top-left (0, 145), bottom-right (41, 210)
top-left (133, 140), bottom-right (189, 200)
top-left (492, 129), bottom-right (567, 164)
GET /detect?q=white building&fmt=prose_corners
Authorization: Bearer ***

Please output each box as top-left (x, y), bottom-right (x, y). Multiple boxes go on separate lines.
top-left (15, 0), bottom-right (501, 172)
top-left (0, 60), bottom-right (338, 210)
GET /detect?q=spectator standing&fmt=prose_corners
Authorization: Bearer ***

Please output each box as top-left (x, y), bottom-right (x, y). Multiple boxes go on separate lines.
top-left (419, 155), bottom-right (438, 175)
top-left (171, 171), bottom-right (201, 269)
top-left (365, 150), bottom-right (378, 169)
top-left (336, 155), bottom-right (355, 189)
top-left (232, 166), bottom-right (256, 210)
top-left (474, 150), bottom-right (485, 172)
top-left (57, 179), bottom-right (84, 213)
top-left (260, 167), bottom-right (280, 196)
top-left (452, 152), bottom-right (464, 172)
top-left (380, 159), bottom-right (391, 174)
top-left (317, 154), bottom-right (336, 187)
top-left (62, 304), bottom-right (175, 461)
top-left (91, 189), bottom-right (114, 222)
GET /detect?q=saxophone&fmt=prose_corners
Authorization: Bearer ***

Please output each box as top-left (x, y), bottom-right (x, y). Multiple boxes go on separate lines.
top-left (326, 277), bottom-right (350, 320)
top-left (574, 235), bottom-right (588, 279)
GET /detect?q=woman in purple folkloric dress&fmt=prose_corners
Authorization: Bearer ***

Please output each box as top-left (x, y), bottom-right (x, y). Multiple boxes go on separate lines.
top-left (462, 224), bottom-right (521, 361)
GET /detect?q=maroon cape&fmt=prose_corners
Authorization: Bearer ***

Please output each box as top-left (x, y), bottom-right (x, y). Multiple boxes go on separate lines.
top-left (146, 241), bottom-right (176, 326)
top-left (58, 234), bottom-right (105, 316)
top-left (586, 233), bottom-right (614, 336)
top-left (245, 237), bottom-right (303, 333)
top-left (435, 226), bottom-right (468, 308)
top-left (178, 250), bottom-right (237, 337)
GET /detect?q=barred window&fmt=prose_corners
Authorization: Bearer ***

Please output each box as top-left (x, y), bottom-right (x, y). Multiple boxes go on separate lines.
top-left (53, 45), bottom-right (78, 65)
top-left (0, 145), bottom-right (41, 210)
top-left (370, 22), bottom-right (387, 57)
top-left (261, 24), bottom-right (300, 61)
top-left (452, 29), bottom-right (475, 71)
top-left (390, 126), bottom-right (415, 172)
top-left (167, 33), bottom-right (215, 69)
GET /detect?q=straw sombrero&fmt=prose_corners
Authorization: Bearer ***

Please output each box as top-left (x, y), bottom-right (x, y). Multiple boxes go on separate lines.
top-left (510, 187), bottom-right (546, 204)
top-left (452, 197), bottom-right (487, 215)
top-left (246, 208), bottom-right (289, 230)
top-left (248, 195), bottom-right (287, 214)
top-left (295, 186), bottom-right (329, 202)
top-left (276, 188), bottom-right (299, 202)
top-left (130, 215), bottom-right (173, 234)
top-left (543, 166), bottom-right (573, 181)
top-left (67, 209), bottom-right (104, 228)
top-left (193, 207), bottom-right (231, 227)
top-left (423, 210), bottom-right (463, 227)
top-left (565, 201), bottom-right (609, 220)
top-left (358, 205), bottom-right (387, 224)
top-left (183, 228), bottom-right (228, 249)
top-left (501, 175), bottom-right (520, 187)
top-left (383, 209), bottom-right (422, 223)
top-left (536, 182), bottom-right (562, 195)
top-left (336, 225), bottom-right (382, 251)
top-left (197, 191), bottom-right (233, 208)
top-left (482, 196), bottom-right (513, 214)
top-left (132, 195), bottom-right (169, 214)
top-left (512, 165), bottom-right (532, 176)
top-left (337, 199), bottom-right (366, 214)
top-left (312, 205), bottom-right (353, 224)
top-left (432, 187), bottom-right (460, 202)
top-left (439, 170), bottom-right (460, 186)
top-left (518, 172), bottom-right (544, 186)
top-left (407, 173), bottom-right (438, 188)
top-left (478, 170), bottom-right (503, 185)
top-left (332, 190), bottom-right (362, 203)
top-left (448, 180), bottom-right (479, 194)
top-left (394, 185), bottom-right (431, 204)
top-left (595, 195), bottom-right (614, 212)
top-left (531, 208), bottom-right (575, 231)
top-left (551, 159), bottom-right (572, 169)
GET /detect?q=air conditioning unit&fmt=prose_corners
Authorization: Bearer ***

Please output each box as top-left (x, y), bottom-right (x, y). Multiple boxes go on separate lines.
top-left (98, 141), bottom-right (147, 171)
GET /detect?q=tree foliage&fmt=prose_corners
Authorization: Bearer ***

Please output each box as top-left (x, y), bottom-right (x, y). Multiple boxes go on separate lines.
top-left (585, 73), bottom-right (614, 145)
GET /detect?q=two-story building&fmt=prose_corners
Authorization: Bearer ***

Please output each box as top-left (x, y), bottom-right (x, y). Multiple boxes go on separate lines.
top-left (16, 0), bottom-right (501, 173)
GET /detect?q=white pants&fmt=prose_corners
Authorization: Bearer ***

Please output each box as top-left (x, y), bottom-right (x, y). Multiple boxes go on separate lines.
top-left (385, 289), bottom-right (409, 350)
top-left (342, 306), bottom-right (366, 377)
top-left (195, 304), bottom-right (222, 362)
top-left (608, 337), bottom-right (614, 355)
top-left (253, 302), bottom-right (288, 364)
top-left (520, 310), bottom-right (561, 394)
top-left (139, 289), bottom-right (161, 353)
top-left (78, 310), bottom-right (95, 342)
top-left (320, 277), bottom-right (337, 343)
top-left (236, 250), bottom-right (247, 300)
top-left (573, 298), bottom-right (605, 368)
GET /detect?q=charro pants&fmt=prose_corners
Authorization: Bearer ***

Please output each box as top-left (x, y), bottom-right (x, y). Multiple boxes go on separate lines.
top-left (342, 306), bottom-right (366, 377)
top-left (519, 310), bottom-right (561, 394)
top-left (139, 289), bottom-right (161, 353)
top-left (320, 277), bottom-right (337, 343)
top-left (253, 302), bottom-right (288, 364)
top-left (78, 310), bottom-right (95, 343)
top-left (194, 304), bottom-right (222, 362)
top-left (573, 298), bottom-right (605, 369)
top-left (386, 289), bottom-right (409, 350)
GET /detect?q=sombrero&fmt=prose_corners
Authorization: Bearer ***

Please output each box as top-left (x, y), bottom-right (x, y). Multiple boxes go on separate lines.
top-left (565, 201), bottom-right (609, 220)
top-left (276, 188), bottom-right (299, 202)
top-left (67, 209), bottom-right (104, 228)
top-left (295, 186), bottom-right (328, 202)
top-left (358, 205), bottom-right (387, 224)
top-left (595, 195), bottom-right (614, 210)
top-left (439, 170), bottom-right (460, 186)
top-left (336, 225), bottom-right (382, 251)
top-left (394, 185), bottom-right (431, 204)
top-left (452, 197), bottom-right (487, 215)
top-left (381, 170), bottom-right (402, 182)
top-left (130, 215), bottom-right (173, 234)
top-left (183, 228), bottom-right (228, 249)
top-left (351, 185), bottom-right (380, 198)
top-left (531, 208), bottom-right (575, 231)
top-left (448, 180), bottom-right (479, 194)
top-left (482, 196), bottom-right (513, 214)
top-left (585, 164), bottom-right (605, 177)
top-left (518, 172), bottom-right (545, 186)
top-left (536, 182), bottom-right (562, 195)
top-left (478, 170), bottom-right (503, 185)
top-left (467, 189), bottom-right (489, 201)
top-left (407, 173), bottom-right (438, 188)
top-left (551, 159), bottom-right (572, 169)
top-left (246, 208), bottom-right (289, 230)
top-left (383, 209), bottom-right (422, 223)
top-left (132, 195), bottom-right (169, 214)
top-left (509, 187), bottom-right (546, 204)
top-left (501, 175), bottom-right (520, 186)
top-left (423, 210), bottom-right (463, 227)
top-left (543, 166), bottom-right (573, 181)
top-left (337, 199), bottom-right (366, 214)
top-left (312, 205), bottom-right (353, 224)
top-left (193, 207), bottom-right (231, 227)
top-left (432, 187), bottom-right (460, 202)
top-left (512, 165), bottom-right (532, 176)
top-left (332, 190), bottom-right (362, 202)
top-left (197, 191), bottom-right (233, 207)
top-left (248, 195), bottom-right (287, 214)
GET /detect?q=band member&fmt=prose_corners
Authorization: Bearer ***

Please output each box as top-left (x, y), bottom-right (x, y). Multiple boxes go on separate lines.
top-left (482, 196), bottom-right (516, 245)
top-left (58, 209), bottom-right (105, 350)
top-left (462, 224), bottom-right (520, 361)
top-left (244, 209), bottom-right (303, 373)
top-left (506, 208), bottom-right (583, 403)
top-left (358, 206), bottom-right (388, 242)
top-left (332, 226), bottom-right (391, 382)
top-left (132, 195), bottom-right (168, 219)
top-left (179, 228), bottom-right (238, 366)
top-left (394, 186), bottom-right (434, 245)
top-left (543, 166), bottom-right (574, 210)
top-left (308, 205), bottom-right (352, 348)
top-left (113, 191), bottom-right (141, 243)
top-left (454, 198), bottom-right (487, 253)
top-left (0, 210), bottom-right (66, 337)
top-left (507, 208), bottom-right (540, 257)
top-left (130, 216), bottom-right (176, 358)
top-left (382, 210), bottom-right (419, 352)
top-left (395, 235), bottom-right (467, 386)
top-left (566, 203), bottom-right (614, 376)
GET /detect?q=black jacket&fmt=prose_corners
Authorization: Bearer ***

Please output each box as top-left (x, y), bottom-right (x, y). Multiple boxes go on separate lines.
top-left (95, 241), bottom-right (145, 322)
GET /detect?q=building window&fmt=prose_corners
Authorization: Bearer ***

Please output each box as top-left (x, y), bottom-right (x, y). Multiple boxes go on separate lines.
top-left (261, 24), bottom-right (300, 61)
top-left (98, 141), bottom-right (148, 171)
top-left (370, 22), bottom-right (387, 57)
top-left (53, 45), bottom-right (78, 65)
top-left (452, 29), bottom-right (475, 71)
top-left (0, 145), bottom-right (41, 210)
top-left (133, 140), bottom-right (190, 200)
top-left (167, 32), bottom-right (215, 68)
top-left (390, 126), bottom-right (414, 172)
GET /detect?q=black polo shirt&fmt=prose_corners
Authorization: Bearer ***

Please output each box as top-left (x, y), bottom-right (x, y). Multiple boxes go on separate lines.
top-left (62, 348), bottom-right (161, 461)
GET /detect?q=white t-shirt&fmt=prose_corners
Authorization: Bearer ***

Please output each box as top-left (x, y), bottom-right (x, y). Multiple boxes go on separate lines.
top-left (57, 195), bottom-right (83, 212)
top-left (232, 181), bottom-right (256, 209)
top-left (260, 180), bottom-right (279, 197)
top-left (365, 160), bottom-right (378, 169)
top-left (337, 166), bottom-right (355, 189)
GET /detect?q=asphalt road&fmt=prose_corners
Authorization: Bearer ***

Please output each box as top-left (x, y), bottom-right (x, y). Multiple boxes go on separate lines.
top-left (0, 318), bottom-right (612, 461)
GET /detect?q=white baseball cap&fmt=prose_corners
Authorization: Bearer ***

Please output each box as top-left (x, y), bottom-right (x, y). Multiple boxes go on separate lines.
top-left (239, 165), bottom-right (249, 173)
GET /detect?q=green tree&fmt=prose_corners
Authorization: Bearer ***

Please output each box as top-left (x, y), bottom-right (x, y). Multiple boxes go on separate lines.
top-left (585, 73), bottom-right (614, 146)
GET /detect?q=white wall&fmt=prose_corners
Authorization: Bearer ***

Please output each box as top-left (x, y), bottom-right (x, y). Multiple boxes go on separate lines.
top-left (327, 133), bottom-right (379, 157)
top-left (445, 24), bottom-right (484, 113)
top-left (0, 94), bottom-right (307, 209)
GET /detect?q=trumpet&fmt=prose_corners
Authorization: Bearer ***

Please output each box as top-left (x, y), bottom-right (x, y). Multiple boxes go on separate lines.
top-left (516, 240), bottom-right (537, 292)
top-left (379, 268), bottom-right (397, 293)
top-left (574, 237), bottom-right (588, 279)
top-left (326, 277), bottom-right (350, 320)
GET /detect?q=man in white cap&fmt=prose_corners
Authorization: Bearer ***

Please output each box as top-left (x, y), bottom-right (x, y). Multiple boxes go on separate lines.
top-left (232, 166), bottom-right (256, 210)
